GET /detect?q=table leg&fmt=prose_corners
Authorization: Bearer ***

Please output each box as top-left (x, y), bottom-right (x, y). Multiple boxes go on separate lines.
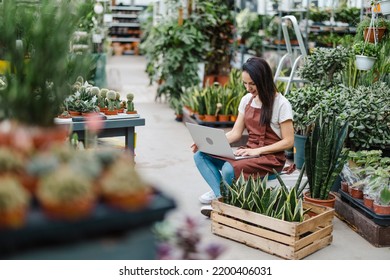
top-left (125, 126), bottom-right (135, 153)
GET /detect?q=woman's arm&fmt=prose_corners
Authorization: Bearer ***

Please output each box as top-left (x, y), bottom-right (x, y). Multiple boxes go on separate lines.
top-left (226, 112), bottom-right (245, 144)
top-left (234, 119), bottom-right (294, 156)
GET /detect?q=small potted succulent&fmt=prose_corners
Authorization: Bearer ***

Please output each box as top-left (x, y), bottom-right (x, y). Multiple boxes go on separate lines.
top-left (100, 156), bottom-right (152, 210)
top-left (0, 176), bottom-right (31, 229)
top-left (37, 166), bottom-right (97, 220)
top-left (98, 88), bottom-right (108, 113)
top-left (106, 90), bottom-right (118, 115)
top-left (126, 93), bottom-right (137, 114)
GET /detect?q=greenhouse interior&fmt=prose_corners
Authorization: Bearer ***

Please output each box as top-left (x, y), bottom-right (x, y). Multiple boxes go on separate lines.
top-left (0, 0), bottom-right (389, 261)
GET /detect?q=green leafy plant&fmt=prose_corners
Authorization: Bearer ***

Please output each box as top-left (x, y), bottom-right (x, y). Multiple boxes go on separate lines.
top-left (305, 114), bottom-right (349, 200)
top-left (353, 41), bottom-right (379, 57)
top-left (0, 0), bottom-right (90, 127)
top-left (141, 16), bottom-right (208, 100)
top-left (378, 186), bottom-right (390, 206)
top-left (220, 170), bottom-right (309, 222)
top-left (298, 46), bottom-right (351, 88)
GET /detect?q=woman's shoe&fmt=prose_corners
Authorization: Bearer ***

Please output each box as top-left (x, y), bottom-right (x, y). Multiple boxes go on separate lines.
top-left (200, 205), bottom-right (212, 217)
top-left (198, 190), bottom-right (216, 204)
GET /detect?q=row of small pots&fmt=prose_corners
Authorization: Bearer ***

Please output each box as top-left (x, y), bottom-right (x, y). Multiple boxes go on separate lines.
top-left (341, 181), bottom-right (390, 215)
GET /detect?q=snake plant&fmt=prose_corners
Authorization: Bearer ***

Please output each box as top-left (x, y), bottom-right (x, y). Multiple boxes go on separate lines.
top-left (305, 114), bottom-right (349, 200)
top-left (220, 170), bottom-right (309, 222)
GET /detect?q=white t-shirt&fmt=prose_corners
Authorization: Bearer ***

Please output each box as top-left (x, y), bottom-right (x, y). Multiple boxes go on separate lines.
top-left (238, 93), bottom-right (293, 138)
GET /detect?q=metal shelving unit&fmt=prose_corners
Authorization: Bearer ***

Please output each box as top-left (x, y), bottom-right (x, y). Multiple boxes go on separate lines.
top-left (108, 4), bottom-right (146, 53)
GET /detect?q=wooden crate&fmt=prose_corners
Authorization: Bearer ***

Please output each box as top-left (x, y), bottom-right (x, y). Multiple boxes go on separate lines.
top-left (211, 200), bottom-right (335, 260)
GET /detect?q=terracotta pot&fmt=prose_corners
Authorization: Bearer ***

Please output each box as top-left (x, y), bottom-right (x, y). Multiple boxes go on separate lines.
top-left (197, 114), bottom-right (205, 120)
top-left (373, 202), bottom-right (390, 215)
top-left (230, 115), bottom-right (238, 122)
top-left (341, 181), bottom-right (349, 193)
top-left (363, 27), bottom-right (386, 43)
top-left (203, 75), bottom-right (216, 87)
top-left (216, 75), bottom-right (229, 86)
top-left (40, 198), bottom-right (96, 221)
top-left (218, 114), bottom-right (230, 122)
top-left (350, 187), bottom-right (364, 199)
top-left (105, 110), bottom-right (118, 115)
top-left (0, 207), bottom-right (28, 229)
top-left (203, 115), bottom-right (217, 122)
top-left (363, 195), bottom-right (374, 209)
top-left (303, 191), bottom-right (336, 208)
top-left (126, 110), bottom-right (137, 114)
top-left (69, 111), bottom-right (81, 116)
top-left (32, 125), bottom-right (70, 150)
top-left (103, 190), bottom-right (152, 210)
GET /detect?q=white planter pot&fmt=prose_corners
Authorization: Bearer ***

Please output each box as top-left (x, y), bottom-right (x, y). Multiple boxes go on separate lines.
top-left (355, 55), bottom-right (376, 71)
top-left (379, 0), bottom-right (390, 15)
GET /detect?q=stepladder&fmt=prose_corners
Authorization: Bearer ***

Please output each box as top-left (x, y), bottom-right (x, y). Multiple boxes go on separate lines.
top-left (273, 15), bottom-right (308, 95)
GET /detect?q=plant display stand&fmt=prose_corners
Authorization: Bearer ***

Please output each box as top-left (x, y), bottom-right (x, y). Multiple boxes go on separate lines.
top-left (211, 200), bottom-right (335, 260)
top-left (335, 193), bottom-right (390, 247)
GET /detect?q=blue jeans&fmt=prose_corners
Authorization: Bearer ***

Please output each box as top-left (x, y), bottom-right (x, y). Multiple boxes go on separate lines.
top-left (193, 151), bottom-right (235, 197)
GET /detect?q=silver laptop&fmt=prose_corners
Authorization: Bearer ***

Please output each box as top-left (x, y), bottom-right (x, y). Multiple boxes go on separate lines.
top-left (186, 122), bottom-right (258, 160)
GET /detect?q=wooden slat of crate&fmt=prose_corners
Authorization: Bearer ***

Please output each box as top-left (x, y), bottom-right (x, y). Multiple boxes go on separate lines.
top-left (211, 200), bottom-right (334, 260)
top-left (212, 200), bottom-right (334, 236)
top-left (212, 220), bottom-right (332, 259)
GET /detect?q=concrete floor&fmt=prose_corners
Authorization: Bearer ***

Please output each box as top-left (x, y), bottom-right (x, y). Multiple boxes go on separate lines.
top-left (105, 55), bottom-right (390, 260)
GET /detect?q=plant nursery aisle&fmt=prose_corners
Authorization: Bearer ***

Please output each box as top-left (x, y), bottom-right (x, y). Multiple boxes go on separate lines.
top-left (104, 55), bottom-right (390, 260)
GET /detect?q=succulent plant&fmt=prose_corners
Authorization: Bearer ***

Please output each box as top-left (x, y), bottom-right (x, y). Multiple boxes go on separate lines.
top-left (101, 157), bottom-right (148, 195)
top-left (98, 88), bottom-right (108, 109)
top-left (0, 147), bottom-right (24, 173)
top-left (115, 92), bottom-right (122, 110)
top-left (126, 93), bottom-right (135, 112)
top-left (0, 176), bottom-right (30, 212)
top-left (37, 165), bottom-right (95, 204)
top-left (106, 90), bottom-right (117, 111)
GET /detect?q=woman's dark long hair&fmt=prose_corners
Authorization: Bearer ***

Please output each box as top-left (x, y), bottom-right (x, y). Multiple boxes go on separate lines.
top-left (242, 57), bottom-right (277, 125)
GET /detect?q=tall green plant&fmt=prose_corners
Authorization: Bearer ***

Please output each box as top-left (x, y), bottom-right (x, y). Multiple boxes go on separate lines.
top-left (0, 0), bottom-right (89, 127)
top-left (305, 114), bottom-right (349, 200)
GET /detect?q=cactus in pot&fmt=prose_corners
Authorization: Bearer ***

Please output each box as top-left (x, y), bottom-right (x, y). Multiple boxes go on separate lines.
top-left (100, 156), bottom-right (151, 210)
top-left (106, 90), bottom-right (117, 115)
top-left (37, 166), bottom-right (96, 220)
top-left (98, 88), bottom-right (109, 111)
top-left (126, 93), bottom-right (137, 114)
top-left (0, 176), bottom-right (31, 229)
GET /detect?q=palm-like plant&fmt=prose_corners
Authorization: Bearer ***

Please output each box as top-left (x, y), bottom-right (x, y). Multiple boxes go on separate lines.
top-left (305, 114), bottom-right (349, 200)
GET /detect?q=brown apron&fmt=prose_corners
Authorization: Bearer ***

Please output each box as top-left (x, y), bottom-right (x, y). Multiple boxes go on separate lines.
top-left (222, 96), bottom-right (286, 179)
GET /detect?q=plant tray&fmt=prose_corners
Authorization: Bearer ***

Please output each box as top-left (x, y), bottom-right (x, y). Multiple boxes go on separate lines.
top-left (0, 191), bottom-right (176, 257)
top-left (211, 200), bottom-right (334, 260)
top-left (339, 190), bottom-right (390, 226)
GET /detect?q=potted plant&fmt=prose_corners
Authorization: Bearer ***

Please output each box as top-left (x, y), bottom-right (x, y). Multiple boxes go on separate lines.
top-left (0, 1), bottom-right (90, 131)
top-left (100, 156), bottom-right (152, 210)
top-left (195, 0), bottom-right (234, 84)
top-left (373, 185), bottom-right (390, 215)
top-left (355, 16), bottom-right (389, 43)
top-left (203, 86), bottom-right (219, 122)
top-left (304, 114), bottom-right (349, 208)
top-left (212, 167), bottom-right (334, 259)
top-left (169, 97), bottom-right (183, 122)
top-left (0, 176), bottom-right (30, 229)
top-left (286, 85), bottom-right (327, 169)
top-left (126, 93), bottom-right (137, 115)
top-left (37, 165), bottom-right (97, 220)
top-left (298, 46), bottom-right (351, 88)
top-left (105, 90), bottom-right (118, 115)
top-left (353, 41), bottom-right (379, 71)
